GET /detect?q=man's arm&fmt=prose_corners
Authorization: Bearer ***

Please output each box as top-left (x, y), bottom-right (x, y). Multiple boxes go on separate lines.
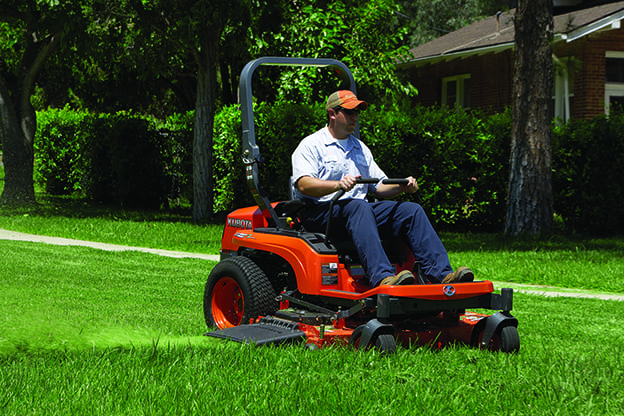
top-left (374, 176), bottom-right (419, 199)
top-left (297, 175), bottom-right (361, 198)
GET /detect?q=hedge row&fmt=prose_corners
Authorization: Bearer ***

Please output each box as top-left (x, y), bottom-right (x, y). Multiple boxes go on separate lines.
top-left (552, 115), bottom-right (624, 234)
top-left (34, 105), bottom-right (624, 234)
top-left (35, 109), bottom-right (194, 210)
top-left (362, 106), bottom-right (511, 231)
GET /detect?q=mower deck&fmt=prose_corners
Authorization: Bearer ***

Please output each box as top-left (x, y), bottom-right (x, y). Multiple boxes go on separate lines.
top-left (205, 309), bottom-right (515, 352)
top-left (206, 283), bottom-right (519, 353)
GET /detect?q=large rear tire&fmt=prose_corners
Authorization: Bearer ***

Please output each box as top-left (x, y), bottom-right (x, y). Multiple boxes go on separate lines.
top-left (204, 256), bottom-right (277, 329)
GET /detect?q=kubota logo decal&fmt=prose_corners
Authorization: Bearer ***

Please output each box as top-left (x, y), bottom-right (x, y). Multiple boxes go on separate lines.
top-left (443, 285), bottom-right (456, 296)
top-left (233, 231), bottom-right (254, 240)
top-left (227, 218), bottom-right (252, 229)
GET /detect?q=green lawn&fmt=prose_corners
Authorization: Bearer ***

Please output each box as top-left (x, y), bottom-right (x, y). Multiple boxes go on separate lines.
top-left (0, 163), bottom-right (221, 254)
top-left (0, 241), bottom-right (624, 415)
top-left (1, 237), bottom-right (624, 414)
top-left (0, 200), bottom-right (223, 255)
top-left (1, 166), bottom-right (624, 414)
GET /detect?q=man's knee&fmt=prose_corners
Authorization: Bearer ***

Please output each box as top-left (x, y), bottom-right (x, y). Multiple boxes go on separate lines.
top-left (395, 201), bottom-right (424, 216)
top-left (339, 199), bottom-right (373, 216)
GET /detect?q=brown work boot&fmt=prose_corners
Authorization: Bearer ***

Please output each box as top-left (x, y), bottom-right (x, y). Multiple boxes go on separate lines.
top-left (379, 270), bottom-right (416, 286)
top-left (442, 267), bottom-right (474, 284)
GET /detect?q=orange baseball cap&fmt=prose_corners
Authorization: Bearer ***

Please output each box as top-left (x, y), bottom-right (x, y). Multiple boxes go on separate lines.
top-left (325, 90), bottom-right (368, 111)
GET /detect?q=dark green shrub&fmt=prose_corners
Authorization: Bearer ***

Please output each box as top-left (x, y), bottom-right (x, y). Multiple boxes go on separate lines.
top-left (213, 105), bottom-right (245, 212)
top-left (86, 115), bottom-right (115, 203)
top-left (34, 103), bottom-right (623, 235)
top-left (552, 115), bottom-right (624, 234)
top-left (212, 102), bottom-right (325, 214)
top-left (362, 105), bottom-right (511, 231)
top-left (36, 109), bottom-right (193, 210)
top-left (212, 102), bottom-right (511, 230)
top-left (255, 101), bottom-right (325, 201)
top-left (161, 111), bottom-right (195, 206)
top-left (469, 110), bottom-right (512, 230)
top-left (87, 113), bottom-right (168, 209)
top-left (212, 102), bottom-right (511, 231)
top-left (34, 107), bottom-right (92, 195)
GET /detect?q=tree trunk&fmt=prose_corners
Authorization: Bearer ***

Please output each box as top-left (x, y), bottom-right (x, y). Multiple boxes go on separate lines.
top-left (0, 75), bottom-right (36, 205)
top-left (505, 0), bottom-right (554, 236)
top-left (192, 45), bottom-right (218, 223)
top-left (0, 29), bottom-right (61, 206)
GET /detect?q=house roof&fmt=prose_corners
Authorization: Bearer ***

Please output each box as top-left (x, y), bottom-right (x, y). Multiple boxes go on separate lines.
top-left (399, 1), bottom-right (624, 68)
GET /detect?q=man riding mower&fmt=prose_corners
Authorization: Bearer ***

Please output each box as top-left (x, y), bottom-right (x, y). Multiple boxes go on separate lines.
top-left (203, 57), bottom-right (519, 355)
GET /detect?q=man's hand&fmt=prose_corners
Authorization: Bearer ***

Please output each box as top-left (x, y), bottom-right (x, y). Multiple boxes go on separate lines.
top-left (339, 174), bottom-right (361, 192)
top-left (401, 176), bottom-right (419, 194)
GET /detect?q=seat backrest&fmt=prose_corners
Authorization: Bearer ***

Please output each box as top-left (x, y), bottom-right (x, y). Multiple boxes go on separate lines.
top-left (289, 176), bottom-right (297, 200)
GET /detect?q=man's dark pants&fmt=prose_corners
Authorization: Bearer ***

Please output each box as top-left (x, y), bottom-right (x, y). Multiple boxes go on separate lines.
top-left (300, 199), bottom-right (454, 286)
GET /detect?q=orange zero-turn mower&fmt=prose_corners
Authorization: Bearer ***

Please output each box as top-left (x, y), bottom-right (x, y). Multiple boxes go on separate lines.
top-left (203, 57), bottom-right (519, 354)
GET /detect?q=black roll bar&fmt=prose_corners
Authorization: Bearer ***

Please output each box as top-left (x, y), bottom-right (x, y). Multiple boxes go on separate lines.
top-left (239, 57), bottom-right (358, 227)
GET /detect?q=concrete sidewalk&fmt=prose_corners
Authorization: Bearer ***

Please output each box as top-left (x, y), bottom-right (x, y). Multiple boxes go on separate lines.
top-left (488, 281), bottom-right (624, 302)
top-left (1, 228), bottom-right (622, 301)
top-left (0, 228), bottom-right (220, 261)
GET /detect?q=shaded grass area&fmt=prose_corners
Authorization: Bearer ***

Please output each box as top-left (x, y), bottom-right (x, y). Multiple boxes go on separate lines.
top-left (1, 159), bottom-right (221, 253)
top-left (0, 194), bottom-right (223, 254)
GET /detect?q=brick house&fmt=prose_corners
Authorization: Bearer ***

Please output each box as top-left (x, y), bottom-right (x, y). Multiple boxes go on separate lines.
top-left (398, 1), bottom-right (624, 120)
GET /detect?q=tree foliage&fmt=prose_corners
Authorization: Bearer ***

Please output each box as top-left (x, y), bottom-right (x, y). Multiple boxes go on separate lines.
top-left (1, 0), bottom-right (530, 222)
top-left (8, 0), bottom-right (423, 217)
top-left (249, 0), bottom-right (417, 106)
top-left (395, 0), bottom-right (513, 48)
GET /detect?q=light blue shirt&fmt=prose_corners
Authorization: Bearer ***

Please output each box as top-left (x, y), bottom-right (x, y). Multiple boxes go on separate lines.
top-left (292, 126), bottom-right (387, 202)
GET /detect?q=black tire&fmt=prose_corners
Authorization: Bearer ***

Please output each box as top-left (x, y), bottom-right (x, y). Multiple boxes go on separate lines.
top-left (204, 256), bottom-right (277, 329)
top-left (349, 326), bottom-right (397, 355)
top-left (374, 334), bottom-right (397, 355)
top-left (498, 325), bottom-right (520, 353)
top-left (473, 323), bottom-right (520, 353)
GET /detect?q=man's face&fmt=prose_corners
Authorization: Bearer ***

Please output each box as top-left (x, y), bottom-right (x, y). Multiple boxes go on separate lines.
top-left (330, 107), bottom-right (360, 138)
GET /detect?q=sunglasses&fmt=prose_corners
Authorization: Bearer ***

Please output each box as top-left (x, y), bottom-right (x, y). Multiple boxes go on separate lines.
top-left (334, 106), bottom-right (360, 116)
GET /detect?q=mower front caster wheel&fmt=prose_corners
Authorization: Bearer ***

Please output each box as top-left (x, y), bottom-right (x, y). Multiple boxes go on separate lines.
top-left (204, 256), bottom-right (277, 329)
top-left (475, 324), bottom-right (520, 353)
top-left (497, 326), bottom-right (520, 353)
top-left (349, 325), bottom-right (397, 355)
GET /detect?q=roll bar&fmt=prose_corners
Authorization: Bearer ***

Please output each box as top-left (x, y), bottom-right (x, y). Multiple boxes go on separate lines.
top-left (239, 57), bottom-right (358, 227)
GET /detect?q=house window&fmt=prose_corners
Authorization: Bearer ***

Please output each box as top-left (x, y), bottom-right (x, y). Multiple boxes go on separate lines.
top-left (551, 57), bottom-right (575, 121)
top-left (605, 51), bottom-right (624, 115)
top-left (442, 75), bottom-right (471, 111)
